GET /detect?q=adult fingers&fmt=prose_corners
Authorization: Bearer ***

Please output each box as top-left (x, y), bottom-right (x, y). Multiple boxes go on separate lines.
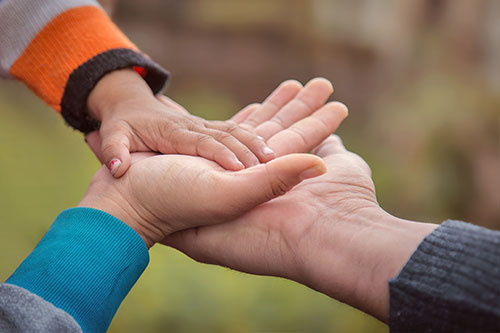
top-left (311, 134), bottom-right (348, 158)
top-left (255, 78), bottom-right (334, 140)
top-left (241, 80), bottom-right (302, 128)
top-left (218, 153), bottom-right (326, 213)
top-left (231, 103), bottom-right (260, 124)
top-left (267, 102), bottom-right (348, 156)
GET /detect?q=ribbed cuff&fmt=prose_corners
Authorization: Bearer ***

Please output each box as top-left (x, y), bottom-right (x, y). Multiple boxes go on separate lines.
top-left (61, 48), bottom-right (169, 133)
top-left (7, 207), bottom-right (149, 333)
top-left (389, 220), bottom-right (500, 332)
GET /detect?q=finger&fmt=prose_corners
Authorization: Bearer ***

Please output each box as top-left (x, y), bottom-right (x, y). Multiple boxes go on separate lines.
top-left (219, 153), bottom-right (326, 212)
top-left (255, 78), bottom-right (334, 140)
top-left (231, 103), bottom-right (260, 124)
top-left (100, 131), bottom-right (132, 178)
top-left (311, 134), bottom-right (348, 158)
top-left (242, 80), bottom-right (302, 128)
top-left (85, 131), bottom-right (104, 164)
top-left (170, 130), bottom-right (245, 171)
top-left (267, 102), bottom-right (348, 156)
top-left (205, 121), bottom-right (275, 163)
top-left (157, 95), bottom-right (190, 115)
top-left (198, 127), bottom-right (261, 167)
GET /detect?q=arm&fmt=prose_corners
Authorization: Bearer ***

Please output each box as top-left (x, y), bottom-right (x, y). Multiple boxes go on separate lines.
top-left (163, 134), bottom-right (500, 331)
top-left (389, 220), bottom-right (500, 332)
top-left (3, 78), bottom-right (346, 330)
top-left (0, 0), bottom-right (168, 132)
top-left (3, 208), bottom-right (148, 332)
top-left (0, 0), bottom-right (272, 177)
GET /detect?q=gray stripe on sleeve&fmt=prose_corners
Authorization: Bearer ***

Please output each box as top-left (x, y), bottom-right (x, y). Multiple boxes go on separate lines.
top-left (0, 0), bottom-right (101, 78)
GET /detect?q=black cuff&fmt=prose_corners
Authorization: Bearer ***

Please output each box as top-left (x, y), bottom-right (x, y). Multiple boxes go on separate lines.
top-left (60, 48), bottom-right (169, 133)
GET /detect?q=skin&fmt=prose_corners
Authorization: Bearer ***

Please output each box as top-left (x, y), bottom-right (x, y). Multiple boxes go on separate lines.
top-left (88, 1), bottom-right (438, 323)
top-left (83, 77), bottom-right (437, 323)
top-left (81, 78), bottom-right (348, 247)
top-left (87, 68), bottom-right (275, 177)
top-left (163, 135), bottom-right (438, 322)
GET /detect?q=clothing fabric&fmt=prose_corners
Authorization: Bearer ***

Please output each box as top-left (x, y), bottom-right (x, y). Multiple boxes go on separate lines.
top-left (0, 0), bottom-right (169, 132)
top-left (389, 220), bottom-right (500, 332)
top-left (1, 208), bottom-right (149, 332)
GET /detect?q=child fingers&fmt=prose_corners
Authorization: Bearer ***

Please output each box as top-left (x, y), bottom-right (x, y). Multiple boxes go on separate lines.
top-left (169, 130), bottom-right (245, 171)
top-left (204, 121), bottom-right (275, 163)
top-left (197, 127), bottom-right (261, 168)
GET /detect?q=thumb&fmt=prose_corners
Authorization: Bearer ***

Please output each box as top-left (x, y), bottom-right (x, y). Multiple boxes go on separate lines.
top-left (221, 153), bottom-right (326, 212)
top-left (100, 131), bottom-right (132, 178)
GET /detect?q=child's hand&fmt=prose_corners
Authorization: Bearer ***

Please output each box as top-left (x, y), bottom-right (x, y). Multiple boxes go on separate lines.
top-left (87, 68), bottom-right (274, 177)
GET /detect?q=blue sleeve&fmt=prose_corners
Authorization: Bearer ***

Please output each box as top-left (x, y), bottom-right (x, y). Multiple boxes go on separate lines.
top-left (6, 207), bottom-right (149, 332)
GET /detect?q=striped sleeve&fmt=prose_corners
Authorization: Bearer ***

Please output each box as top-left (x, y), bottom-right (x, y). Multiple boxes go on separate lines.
top-left (0, 0), bottom-right (169, 133)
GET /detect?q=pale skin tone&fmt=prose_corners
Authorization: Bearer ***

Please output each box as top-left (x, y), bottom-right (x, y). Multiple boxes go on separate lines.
top-left (83, 78), bottom-right (438, 323)
top-left (82, 78), bottom-right (347, 245)
top-left (87, 68), bottom-right (275, 177)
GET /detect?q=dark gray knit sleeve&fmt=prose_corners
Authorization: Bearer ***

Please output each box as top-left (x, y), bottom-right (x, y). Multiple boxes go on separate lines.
top-left (0, 284), bottom-right (81, 332)
top-left (389, 220), bottom-right (500, 332)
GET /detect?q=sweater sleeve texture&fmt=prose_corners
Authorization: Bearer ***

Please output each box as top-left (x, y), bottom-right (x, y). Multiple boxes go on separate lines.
top-left (5, 207), bottom-right (149, 332)
top-left (389, 220), bottom-right (500, 332)
top-left (0, 0), bottom-right (169, 133)
top-left (0, 284), bottom-right (82, 332)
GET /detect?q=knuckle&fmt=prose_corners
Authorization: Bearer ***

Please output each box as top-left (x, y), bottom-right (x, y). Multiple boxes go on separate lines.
top-left (267, 176), bottom-right (291, 199)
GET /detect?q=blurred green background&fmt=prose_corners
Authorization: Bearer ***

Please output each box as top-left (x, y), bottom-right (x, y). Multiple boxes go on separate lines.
top-left (1, 0), bottom-right (499, 332)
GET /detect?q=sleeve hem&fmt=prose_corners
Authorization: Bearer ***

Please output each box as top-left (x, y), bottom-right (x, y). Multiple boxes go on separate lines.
top-left (61, 48), bottom-right (169, 133)
top-left (6, 207), bottom-right (149, 332)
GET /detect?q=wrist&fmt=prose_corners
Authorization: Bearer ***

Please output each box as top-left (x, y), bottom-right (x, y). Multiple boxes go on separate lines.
top-left (87, 68), bottom-right (152, 121)
top-left (299, 207), bottom-right (437, 322)
top-left (77, 173), bottom-right (159, 248)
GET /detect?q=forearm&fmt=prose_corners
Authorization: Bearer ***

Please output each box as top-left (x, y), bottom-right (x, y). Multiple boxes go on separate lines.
top-left (298, 208), bottom-right (437, 322)
top-left (5, 208), bottom-right (149, 332)
top-left (0, 0), bottom-right (168, 132)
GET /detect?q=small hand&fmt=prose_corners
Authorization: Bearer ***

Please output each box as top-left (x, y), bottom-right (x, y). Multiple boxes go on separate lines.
top-left (87, 68), bottom-right (274, 177)
top-left (82, 78), bottom-right (348, 248)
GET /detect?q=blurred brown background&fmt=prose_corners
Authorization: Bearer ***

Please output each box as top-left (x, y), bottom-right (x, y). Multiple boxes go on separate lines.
top-left (1, 0), bottom-right (499, 332)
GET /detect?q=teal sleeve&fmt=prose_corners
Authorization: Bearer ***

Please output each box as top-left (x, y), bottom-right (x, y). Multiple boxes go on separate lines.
top-left (6, 207), bottom-right (149, 333)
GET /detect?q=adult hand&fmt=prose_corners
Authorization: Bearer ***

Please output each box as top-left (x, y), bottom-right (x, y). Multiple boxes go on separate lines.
top-left (81, 78), bottom-right (348, 248)
top-left (163, 135), bottom-right (438, 322)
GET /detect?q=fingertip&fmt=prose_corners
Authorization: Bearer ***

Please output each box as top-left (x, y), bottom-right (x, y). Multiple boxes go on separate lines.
top-left (307, 77), bottom-right (334, 95)
top-left (280, 79), bottom-right (303, 90)
top-left (331, 101), bottom-right (349, 118)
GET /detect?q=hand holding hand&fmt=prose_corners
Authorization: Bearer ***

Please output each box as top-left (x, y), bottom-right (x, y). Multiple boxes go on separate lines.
top-left (87, 68), bottom-right (275, 177)
top-left (82, 78), bottom-right (348, 248)
top-left (164, 135), bottom-right (437, 322)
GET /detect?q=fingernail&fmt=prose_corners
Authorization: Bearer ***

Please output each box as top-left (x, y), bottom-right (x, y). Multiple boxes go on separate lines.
top-left (258, 135), bottom-right (265, 141)
top-left (300, 165), bottom-right (326, 180)
top-left (262, 146), bottom-right (274, 156)
top-left (109, 158), bottom-right (122, 175)
top-left (232, 157), bottom-right (245, 169)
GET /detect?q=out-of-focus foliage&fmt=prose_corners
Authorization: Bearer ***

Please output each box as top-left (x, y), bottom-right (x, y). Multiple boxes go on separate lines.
top-left (1, 0), bottom-right (499, 332)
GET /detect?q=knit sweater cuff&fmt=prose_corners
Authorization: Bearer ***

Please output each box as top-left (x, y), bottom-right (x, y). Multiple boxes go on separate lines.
top-left (6, 207), bottom-right (149, 332)
top-left (5, 3), bottom-right (169, 133)
top-left (61, 48), bottom-right (169, 133)
top-left (389, 220), bottom-right (500, 332)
